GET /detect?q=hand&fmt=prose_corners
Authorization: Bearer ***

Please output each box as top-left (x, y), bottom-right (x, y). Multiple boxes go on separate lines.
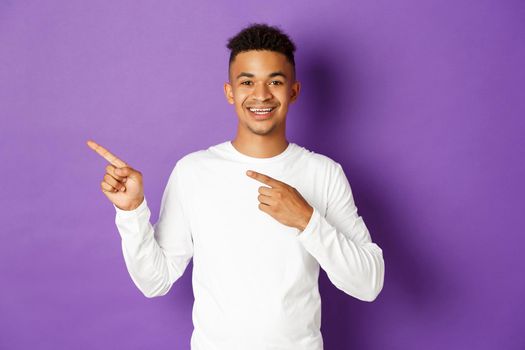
top-left (86, 140), bottom-right (144, 211)
top-left (246, 170), bottom-right (314, 231)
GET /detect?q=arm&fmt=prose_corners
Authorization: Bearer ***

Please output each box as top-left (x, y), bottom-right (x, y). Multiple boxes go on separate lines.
top-left (296, 162), bottom-right (384, 302)
top-left (113, 162), bottom-right (194, 298)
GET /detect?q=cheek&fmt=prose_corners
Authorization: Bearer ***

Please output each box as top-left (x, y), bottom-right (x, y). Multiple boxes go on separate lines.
top-left (276, 91), bottom-right (291, 105)
top-left (234, 93), bottom-right (248, 108)
top-left (233, 98), bottom-right (246, 112)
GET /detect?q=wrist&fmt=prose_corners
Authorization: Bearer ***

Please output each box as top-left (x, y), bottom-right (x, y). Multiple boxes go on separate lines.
top-left (297, 206), bottom-right (314, 231)
top-left (117, 196), bottom-right (144, 211)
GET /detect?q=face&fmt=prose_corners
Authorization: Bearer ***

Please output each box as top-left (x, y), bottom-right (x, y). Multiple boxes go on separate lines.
top-left (224, 50), bottom-right (300, 137)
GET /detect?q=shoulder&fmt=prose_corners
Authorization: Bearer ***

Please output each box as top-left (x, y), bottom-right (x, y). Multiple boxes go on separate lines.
top-left (169, 141), bottom-right (225, 176)
top-left (295, 143), bottom-right (342, 175)
top-left (177, 149), bottom-right (208, 168)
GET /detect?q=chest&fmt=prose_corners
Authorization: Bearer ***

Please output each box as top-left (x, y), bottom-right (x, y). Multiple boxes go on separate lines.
top-left (184, 161), bottom-right (327, 264)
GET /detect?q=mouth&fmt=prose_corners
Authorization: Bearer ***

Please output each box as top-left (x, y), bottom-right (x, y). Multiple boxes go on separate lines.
top-left (246, 106), bottom-right (277, 120)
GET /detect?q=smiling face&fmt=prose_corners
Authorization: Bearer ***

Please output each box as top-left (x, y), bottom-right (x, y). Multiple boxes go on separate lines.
top-left (224, 50), bottom-right (300, 137)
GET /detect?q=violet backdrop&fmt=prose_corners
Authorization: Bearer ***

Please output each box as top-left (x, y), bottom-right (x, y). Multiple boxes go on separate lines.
top-left (1, 1), bottom-right (523, 349)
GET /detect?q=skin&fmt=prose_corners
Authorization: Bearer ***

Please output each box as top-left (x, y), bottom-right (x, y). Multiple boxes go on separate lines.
top-left (86, 140), bottom-right (145, 211)
top-left (224, 50), bottom-right (313, 231)
top-left (223, 50), bottom-right (299, 158)
top-left (246, 170), bottom-right (314, 231)
top-left (86, 49), bottom-right (314, 230)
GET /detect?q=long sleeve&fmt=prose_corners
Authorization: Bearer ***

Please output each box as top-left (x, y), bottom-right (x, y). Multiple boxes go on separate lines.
top-left (296, 162), bottom-right (384, 302)
top-left (113, 162), bottom-right (194, 298)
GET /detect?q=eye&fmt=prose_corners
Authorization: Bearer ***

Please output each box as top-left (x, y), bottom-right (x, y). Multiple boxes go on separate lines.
top-left (269, 80), bottom-right (283, 85)
top-left (241, 81), bottom-right (253, 86)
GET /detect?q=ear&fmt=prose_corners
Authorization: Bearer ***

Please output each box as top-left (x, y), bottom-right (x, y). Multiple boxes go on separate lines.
top-left (223, 82), bottom-right (234, 104)
top-left (290, 80), bottom-right (301, 103)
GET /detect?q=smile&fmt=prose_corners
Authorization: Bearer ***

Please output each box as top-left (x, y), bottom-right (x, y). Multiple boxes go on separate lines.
top-left (248, 107), bottom-right (275, 115)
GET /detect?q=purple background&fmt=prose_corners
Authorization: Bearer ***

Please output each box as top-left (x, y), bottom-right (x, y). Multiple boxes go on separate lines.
top-left (1, 1), bottom-right (524, 349)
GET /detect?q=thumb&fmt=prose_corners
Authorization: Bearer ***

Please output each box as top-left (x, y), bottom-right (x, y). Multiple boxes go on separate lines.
top-left (115, 166), bottom-right (138, 178)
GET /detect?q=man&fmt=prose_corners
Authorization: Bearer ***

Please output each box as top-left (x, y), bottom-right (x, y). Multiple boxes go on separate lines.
top-left (87, 23), bottom-right (384, 350)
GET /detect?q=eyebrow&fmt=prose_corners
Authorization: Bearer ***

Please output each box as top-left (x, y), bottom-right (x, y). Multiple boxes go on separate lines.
top-left (236, 71), bottom-right (287, 80)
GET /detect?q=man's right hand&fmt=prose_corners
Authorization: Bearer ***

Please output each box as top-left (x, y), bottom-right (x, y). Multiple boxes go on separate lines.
top-left (86, 140), bottom-right (145, 211)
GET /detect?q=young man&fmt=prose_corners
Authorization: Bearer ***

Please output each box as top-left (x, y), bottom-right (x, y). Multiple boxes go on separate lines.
top-left (87, 23), bottom-right (384, 350)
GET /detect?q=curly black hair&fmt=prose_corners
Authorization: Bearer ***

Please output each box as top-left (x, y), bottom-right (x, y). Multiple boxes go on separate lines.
top-left (226, 23), bottom-right (296, 79)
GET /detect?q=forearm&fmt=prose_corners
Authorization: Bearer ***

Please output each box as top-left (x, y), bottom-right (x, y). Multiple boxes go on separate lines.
top-left (297, 206), bottom-right (385, 302)
top-left (114, 196), bottom-right (180, 298)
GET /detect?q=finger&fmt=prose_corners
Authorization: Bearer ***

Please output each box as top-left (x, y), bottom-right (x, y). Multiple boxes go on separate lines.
top-left (246, 170), bottom-right (281, 187)
top-left (104, 170), bottom-right (126, 186)
top-left (106, 164), bottom-right (126, 182)
top-left (258, 203), bottom-right (271, 213)
top-left (114, 166), bottom-right (137, 179)
top-left (87, 140), bottom-right (128, 168)
top-left (104, 174), bottom-right (125, 191)
top-left (257, 193), bottom-right (275, 206)
top-left (257, 185), bottom-right (273, 195)
top-left (101, 180), bottom-right (118, 193)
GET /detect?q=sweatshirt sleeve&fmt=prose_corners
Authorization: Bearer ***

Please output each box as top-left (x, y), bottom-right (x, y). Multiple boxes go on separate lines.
top-left (296, 162), bottom-right (384, 302)
top-left (113, 161), bottom-right (194, 298)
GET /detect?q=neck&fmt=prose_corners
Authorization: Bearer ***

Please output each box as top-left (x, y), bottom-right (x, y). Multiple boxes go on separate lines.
top-left (231, 133), bottom-right (289, 158)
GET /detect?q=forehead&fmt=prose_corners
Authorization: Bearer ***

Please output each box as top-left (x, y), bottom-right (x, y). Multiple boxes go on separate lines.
top-left (230, 50), bottom-right (293, 77)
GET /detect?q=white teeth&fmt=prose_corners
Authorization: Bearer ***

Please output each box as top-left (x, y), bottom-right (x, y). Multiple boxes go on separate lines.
top-left (249, 107), bottom-right (274, 114)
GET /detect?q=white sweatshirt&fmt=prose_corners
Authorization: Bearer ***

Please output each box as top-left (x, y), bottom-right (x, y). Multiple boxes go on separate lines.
top-left (113, 140), bottom-right (384, 350)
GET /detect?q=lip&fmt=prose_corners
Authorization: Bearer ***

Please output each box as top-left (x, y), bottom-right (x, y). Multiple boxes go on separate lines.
top-left (246, 106), bottom-right (277, 120)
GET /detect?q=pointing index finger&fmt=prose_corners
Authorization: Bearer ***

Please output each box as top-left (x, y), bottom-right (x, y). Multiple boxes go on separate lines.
top-left (246, 170), bottom-right (281, 187)
top-left (86, 140), bottom-right (128, 168)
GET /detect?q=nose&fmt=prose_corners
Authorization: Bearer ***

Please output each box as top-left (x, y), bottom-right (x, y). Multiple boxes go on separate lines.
top-left (252, 82), bottom-right (272, 101)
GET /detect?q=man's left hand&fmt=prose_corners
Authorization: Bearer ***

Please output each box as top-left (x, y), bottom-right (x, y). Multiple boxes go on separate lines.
top-left (246, 170), bottom-right (313, 231)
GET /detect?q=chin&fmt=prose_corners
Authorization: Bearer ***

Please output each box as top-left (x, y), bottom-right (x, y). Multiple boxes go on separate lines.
top-left (245, 121), bottom-right (273, 134)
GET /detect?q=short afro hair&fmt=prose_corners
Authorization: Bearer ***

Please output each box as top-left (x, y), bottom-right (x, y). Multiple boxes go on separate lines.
top-left (226, 23), bottom-right (297, 79)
